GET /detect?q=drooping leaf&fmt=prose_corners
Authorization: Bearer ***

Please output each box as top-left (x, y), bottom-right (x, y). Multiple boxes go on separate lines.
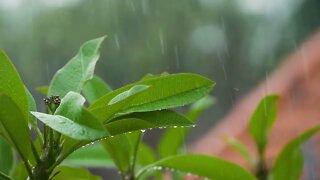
top-left (0, 49), bottom-right (29, 124)
top-left (136, 154), bottom-right (256, 180)
top-left (101, 134), bottom-right (131, 175)
top-left (35, 85), bottom-right (48, 96)
top-left (271, 126), bottom-right (320, 180)
top-left (0, 137), bottom-right (14, 175)
top-left (105, 110), bottom-right (194, 136)
top-left (52, 166), bottom-right (101, 180)
top-left (25, 87), bottom-right (37, 126)
top-left (248, 95), bottom-right (279, 154)
top-left (31, 110), bottom-right (107, 140)
top-left (48, 36), bottom-right (106, 97)
top-left (82, 75), bottom-right (112, 104)
top-left (224, 136), bottom-right (256, 166)
top-left (63, 143), bottom-right (114, 168)
top-left (0, 94), bottom-right (33, 163)
top-left (90, 73), bottom-right (215, 121)
top-left (158, 96), bottom-right (215, 158)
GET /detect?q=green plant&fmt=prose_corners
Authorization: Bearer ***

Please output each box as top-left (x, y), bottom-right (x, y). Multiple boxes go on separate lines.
top-left (226, 95), bottom-right (320, 180)
top-left (0, 36), bottom-right (256, 180)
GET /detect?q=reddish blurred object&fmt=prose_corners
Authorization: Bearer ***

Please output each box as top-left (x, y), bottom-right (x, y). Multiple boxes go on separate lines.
top-left (190, 30), bottom-right (320, 179)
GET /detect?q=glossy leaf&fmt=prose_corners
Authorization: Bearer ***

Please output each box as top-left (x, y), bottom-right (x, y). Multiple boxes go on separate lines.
top-left (0, 94), bottom-right (32, 163)
top-left (48, 36), bottom-right (106, 97)
top-left (90, 73), bottom-right (215, 121)
top-left (0, 137), bottom-right (14, 175)
top-left (248, 95), bottom-right (279, 154)
top-left (63, 143), bottom-right (114, 168)
top-left (35, 85), bottom-right (48, 96)
top-left (55, 92), bottom-right (85, 120)
top-left (108, 85), bottom-right (149, 105)
top-left (52, 166), bottom-right (101, 180)
top-left (136, 154), bottom-right (256, 180)
top-left (271, 126), bottom-right (320, 180)
top-left (101, 134), bottom-right (131, 175)
top-left (105, 110), bottom-right (194, 136)
top-left (82, 75), bottom-right (112, 104)
top-left (0, 49), bottom-right (29, 123)
top-left (31, 110), bottom-right (107, 140)
top-left (158, 96), bottom-right (214, 158)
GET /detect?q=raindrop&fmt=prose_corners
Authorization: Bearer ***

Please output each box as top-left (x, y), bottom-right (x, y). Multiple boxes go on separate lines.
top-left (159, 29), bottom-right (165, 55)
top-left (114, 33), bottom-right (120, 50)
top-left (174, 45), bottom-right (180, 69)
top-left (140, 129), bottom-right (146, 132)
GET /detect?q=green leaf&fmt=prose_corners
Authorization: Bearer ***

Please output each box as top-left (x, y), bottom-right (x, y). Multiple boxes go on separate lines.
top-left (137, 142), bottom-right (156, 167)
top-left (52, 166), bottom-right (102, 180)
top-left (248, 95), bottom-right (279, 154)
top-left (105, 110), bottom-right (194, 136)
top-left (158, 95), bottom-right (215, 158)
top-left (271, 125), bottom-right (320, 180)
top-left (82, 75), bottom-right (112, 104)
top-left (0, 94), bottom-right (33, 164)
top-left (63, 143), bottom-right (114, 168)
top-left (101, 134), bottom-right (131, 175)
top-left (108, 85), bottom-right (149, 105)
top-left (0, 49), bottom-right (29, 124)
top-left (90, 73), bottom-right (215, 121)
top-left (12, 161), bottom-right (28, 180)
top-left (48, 36), bottom-right (106, 97)
top-left (0, 137), bottom-right (14, 175)
top-left (35, 85), bottom-right (48, 96)
top-left (224, 136), bottom-right (255, 166)
top-left (25, 87), bottom-right (37, 126)
top-left (31, 110), bottom-right (107, 140)
top-left (136, 154), bottom-right (256, 180)
top-left (55, 92), bottom-right (85, 120)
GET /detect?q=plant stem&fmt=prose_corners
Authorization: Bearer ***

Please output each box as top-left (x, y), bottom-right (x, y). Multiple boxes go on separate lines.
top-left (129, 131), bottom-right (144, 180)
top-left (256, 153), bottom-right (268, 180)
top-left (0, 171), bottom-right (13, 180)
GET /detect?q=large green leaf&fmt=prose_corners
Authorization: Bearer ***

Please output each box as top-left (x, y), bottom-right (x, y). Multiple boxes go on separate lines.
top-left (101, 134), bottom-right (131, 175)
top-left (248, 95), bottom-right (279, 154)
top-left (158, 96), bottom-right (214, 158)
top-left (90, 73), bottom-right (215, 121)
top-left (31, 110), bottom-right (107, 140)
top-left (0, 49), bottom-right (29, 123)
top-left (105, 110), bottom-right (194, 136)
top-left (63, 143), bottom-right (114, 168)
top-left (82, 75), bottom-right (112, 104)
top-left (0, 137), bottom-right (14, 175)
top-left (136, 154), bottom-right (256, 180)
top-left (0, 94), bottom-right (32, 163)
top-left (271, 126), bottom-right (320, 180)
top-left (52, 166), bottom-right (101, 180)
top-left (48, 36), bottom-right (106, 97)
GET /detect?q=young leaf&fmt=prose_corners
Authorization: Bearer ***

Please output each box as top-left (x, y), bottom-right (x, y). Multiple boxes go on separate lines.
top-left (101, 134), bottom-right (131, 175)
top-left (137, 142), bottom-right (156, 167)
top-left (52, 166), bottom-right (101, 180)
top-left (90, 73), bottom-right (215, 120)
top-left (248, 95), bottom-right (279, 154)
top-left (55, 92), bottom-right (86, 120)
top-left (158, 95), bottom-right (215, 158)
top-left (271, 126), bottom-right (320, 180)
top-left (105, 110), bottom-right (194, 135)
top-left (0, 94), bottom-right (33, 164)
top-left (89, 84), bottom-right (151, 122)
top-left (35, 85), bottom-right (48, 96)
top-left (0, 137), bottom-right (14, 175)
top-left (48, 36), bottom-right (106, 97)
top-left (31, 110), bottom-right (107, 140)
top-left (82, 75), bottom-right (112, 104)
top-left (0, 49), bottom-right (29, 123)
top-left (136, 154), bottom-right (256, 180)
top-left (63, 143), bottom-right (114, 168)
top-left (224, 136), bottom-right (256, 166)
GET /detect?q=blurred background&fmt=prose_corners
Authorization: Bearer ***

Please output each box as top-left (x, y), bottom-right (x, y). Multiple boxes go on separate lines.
top-left (0, 0), bottom-right (319, 177)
